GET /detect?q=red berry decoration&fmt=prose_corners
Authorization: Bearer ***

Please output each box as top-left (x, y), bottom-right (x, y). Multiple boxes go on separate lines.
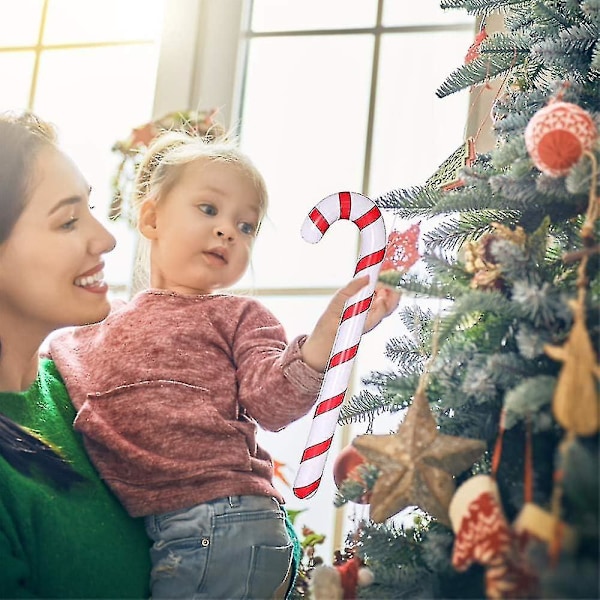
top-left (525, 100), bottom-right (597, 177)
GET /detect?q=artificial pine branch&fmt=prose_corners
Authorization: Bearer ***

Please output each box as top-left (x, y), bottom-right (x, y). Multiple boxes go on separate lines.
top-left (436, 288), bottom-right (522, 343)
top-left (422, 211), bottom-right (513, 253)
top-left (503, 374), bottom-right (557, 428)
top-left (339, 374), bottom-right (420, 426)
top-left (531, 1), bottom-right (584, 29)
top-left (440, 0), bottom-right (530, 16)
top-left (355, 519), bottom-right (437, 599)
top-left (375, 185), bottom-right (444, 217)
top-left (384, 336), bottom-right (426, 370)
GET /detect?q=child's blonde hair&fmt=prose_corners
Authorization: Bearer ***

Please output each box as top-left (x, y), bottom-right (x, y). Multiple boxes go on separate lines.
top-left (131, 130), bottom-right (268, 224)
top-left (130, 129), bottom-right (268, 294)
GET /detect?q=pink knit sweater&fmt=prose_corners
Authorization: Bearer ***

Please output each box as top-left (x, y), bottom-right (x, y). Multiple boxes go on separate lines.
top-left (50, 290), bottom-right (323, 517)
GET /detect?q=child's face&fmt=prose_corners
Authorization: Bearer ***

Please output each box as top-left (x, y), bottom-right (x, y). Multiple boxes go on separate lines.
top-left (143, 159), bottom-right (262, 295)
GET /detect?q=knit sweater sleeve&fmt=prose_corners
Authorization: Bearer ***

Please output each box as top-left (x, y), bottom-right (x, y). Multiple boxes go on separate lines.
top-left (233, 300), bottom-right (323, 431)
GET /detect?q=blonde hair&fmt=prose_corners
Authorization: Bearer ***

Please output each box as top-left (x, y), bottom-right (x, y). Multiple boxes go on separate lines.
top-left (129, 130), bottom-right (268, 294)
top-left (131, 130), bottom-right (268, 224)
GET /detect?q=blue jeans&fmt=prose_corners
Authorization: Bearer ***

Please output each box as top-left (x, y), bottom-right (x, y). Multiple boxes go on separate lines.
top-left (144, 495), bottom-right (294, 599)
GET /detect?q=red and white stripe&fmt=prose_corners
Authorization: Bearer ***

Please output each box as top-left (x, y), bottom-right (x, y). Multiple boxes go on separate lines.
top-left (293, 191), bottom-right (386, 499)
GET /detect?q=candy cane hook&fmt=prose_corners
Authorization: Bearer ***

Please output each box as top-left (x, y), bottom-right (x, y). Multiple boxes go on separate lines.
top-left (293, 191), bottom-right (386, 499)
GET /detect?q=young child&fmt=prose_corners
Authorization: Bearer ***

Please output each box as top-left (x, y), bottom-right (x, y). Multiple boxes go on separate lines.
top-left (50, 130), bottom-right (399, 599)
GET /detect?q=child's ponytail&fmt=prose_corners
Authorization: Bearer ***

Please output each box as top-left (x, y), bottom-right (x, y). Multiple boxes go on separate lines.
top-left (130, 131), bottom-right (192, 222)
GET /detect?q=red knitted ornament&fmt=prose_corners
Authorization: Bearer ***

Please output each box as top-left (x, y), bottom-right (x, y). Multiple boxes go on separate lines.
top-left (449, 475), bottom-right (539, 598)
top-left (465, 28), bottom-right (488, 64)
top-left (380, 222), bottom-right (421, 274)
top-left (525, 100), bottom-right (597, 177)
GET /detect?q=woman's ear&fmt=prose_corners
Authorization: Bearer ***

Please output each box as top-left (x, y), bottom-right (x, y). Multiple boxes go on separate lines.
top-left (138, 199), bottom-right (159, 240)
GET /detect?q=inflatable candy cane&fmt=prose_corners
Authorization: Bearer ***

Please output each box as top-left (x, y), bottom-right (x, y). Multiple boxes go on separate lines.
top-left (293, 191), bottom-right (386, 499)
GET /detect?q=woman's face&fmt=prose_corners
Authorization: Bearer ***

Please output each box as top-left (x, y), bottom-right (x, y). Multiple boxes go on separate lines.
top-left (0, 145), bottom-right (116, 338)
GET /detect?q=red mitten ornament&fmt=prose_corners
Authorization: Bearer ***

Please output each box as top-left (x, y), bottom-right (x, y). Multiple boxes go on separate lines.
top-left (449, 475), bottom-right (513, 571)
top-left (449, 475), bottom-right (538, 599)
top-left (525, 100), bottom-right (597, 177)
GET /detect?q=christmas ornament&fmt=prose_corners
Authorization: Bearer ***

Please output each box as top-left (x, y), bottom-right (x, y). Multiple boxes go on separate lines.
top-left (380, 222), bottom-right (421, 276)
top-left (129, 121), bottom-right (157, 147)
top-left (465, 28), bottom-right (488, 64)
top-left (544, 295), bottom-right (600, 436)
top-left (333, 444), bottom-right (372, 504)
top-left (425, 137), bottom-right (476, 191)
top-left (110, 108), bottom-right (222, 221)
top-left (513, 502), bottom-right (576, 554)
top-left (449, 475), bottom-right (539, 599)
top-left (310, 565), bottom-right (343, 600)
top-left (293, 525), bottom-right (327, 598)
top-left (449, 475), bottom-right (512, 570)
top-left (525, 100), bottom-right (597, 177)
top-left (294, 192), bottom-right (386, 499)
top-left (311, 555), bottom-right (374, 600)
top-left (463, 222), bottom-right (527, 290)
top-left (300, 526), bottom-right (326, 550)
top-left (352, 390), bottom-right (486, 524)
top-left (333, 444), bottom-right (367, 488)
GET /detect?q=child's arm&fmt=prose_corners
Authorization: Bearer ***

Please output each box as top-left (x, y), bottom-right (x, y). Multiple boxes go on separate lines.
top-left (300, 275), bottom-right (400, 372)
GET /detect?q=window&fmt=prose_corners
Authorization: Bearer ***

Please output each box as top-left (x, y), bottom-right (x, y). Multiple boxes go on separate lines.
top-left (0, 0), bottom-right (166, 289)
top-left (235, 0), bottom-right (475, 555)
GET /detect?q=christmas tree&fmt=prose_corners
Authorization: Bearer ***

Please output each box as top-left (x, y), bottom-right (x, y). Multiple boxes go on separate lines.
top-left (332, 1), bottom-right (599, 598)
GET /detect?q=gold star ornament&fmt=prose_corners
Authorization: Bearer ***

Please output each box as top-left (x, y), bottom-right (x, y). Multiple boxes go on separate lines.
top-left (353, 391), bottom-right (486, 526)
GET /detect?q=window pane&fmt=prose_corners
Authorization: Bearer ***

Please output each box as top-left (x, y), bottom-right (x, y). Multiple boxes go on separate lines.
top-left (33, 44), bottom-right (161, 286)
top-left (250, 0), bottom-right (377, 31)
top-left (0, 0), bottom-right (43, 46)
top-left (383, 0), bottom-right (473, 26)
top-left (369, 29), bottom-right (473, 196)
top-left (238, 35), bottom-right (374, 289)
top-left (0, 52), bottom-right (35, 110)
top-left (43, 0), bottom-right (164, 44)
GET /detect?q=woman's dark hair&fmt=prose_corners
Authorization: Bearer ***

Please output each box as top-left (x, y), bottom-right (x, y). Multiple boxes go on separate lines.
top-left (0, 414), bottom-right (84, 489)
top-left (0, 111), bottom-right (57, 243)
top-left (0, 112), bottom-right (84, 489)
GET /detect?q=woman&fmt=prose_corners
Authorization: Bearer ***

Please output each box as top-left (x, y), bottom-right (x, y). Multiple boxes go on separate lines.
top-left (0, 111), bottom-right (151, 598)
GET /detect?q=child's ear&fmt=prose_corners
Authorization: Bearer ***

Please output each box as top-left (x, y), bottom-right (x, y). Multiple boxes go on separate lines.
top-left (138, 199), bottom-right (159, 240)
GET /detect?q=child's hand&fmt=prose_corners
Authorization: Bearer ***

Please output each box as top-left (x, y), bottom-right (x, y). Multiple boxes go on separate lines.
top-left (364, 280), bottom-right (401, 332)
top-left (301, 276), bottom-right (401, 372)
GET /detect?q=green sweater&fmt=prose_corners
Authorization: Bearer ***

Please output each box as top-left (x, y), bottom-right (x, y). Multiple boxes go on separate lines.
top-left (0, 358), bottom-right (151, 599)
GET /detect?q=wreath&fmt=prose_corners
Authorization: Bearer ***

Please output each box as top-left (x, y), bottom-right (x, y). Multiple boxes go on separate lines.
top-left (109, 109), bottom-right (223, 224)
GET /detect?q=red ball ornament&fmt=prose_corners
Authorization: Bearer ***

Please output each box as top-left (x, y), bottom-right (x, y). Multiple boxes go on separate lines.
top-left (333, 444), bottom-right (371, 504)
top-left (525, 100), bottom-right (597, 177)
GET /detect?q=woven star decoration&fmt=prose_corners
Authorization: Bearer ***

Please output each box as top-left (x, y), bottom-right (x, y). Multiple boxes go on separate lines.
top-left (353, 391), bottom-right (486, 525)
